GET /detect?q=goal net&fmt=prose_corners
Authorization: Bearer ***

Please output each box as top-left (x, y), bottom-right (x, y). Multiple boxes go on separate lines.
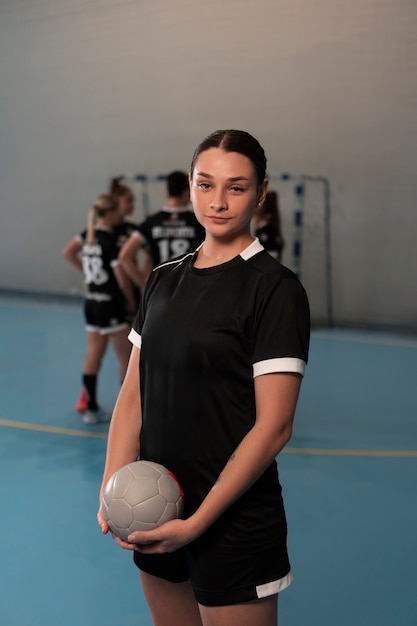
top-left (268, 174), bottom-right (333, 328)
top-left (126, 172), bottom-right (333, 328)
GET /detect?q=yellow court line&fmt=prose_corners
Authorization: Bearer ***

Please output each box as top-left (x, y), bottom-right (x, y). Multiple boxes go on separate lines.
top-left (1, 419), bottom-right (416, 456)
top-left (0, 418), bottom-right (108, 439)
top-left (284, 447), bottom-right (417, 457)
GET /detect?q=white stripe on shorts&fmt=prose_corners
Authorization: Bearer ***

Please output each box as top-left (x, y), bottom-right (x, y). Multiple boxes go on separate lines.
top-left (256, 571), bottom-right (293, 598)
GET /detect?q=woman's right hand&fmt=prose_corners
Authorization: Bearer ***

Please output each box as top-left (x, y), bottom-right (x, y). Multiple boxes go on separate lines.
top-left (97, 505), bottom-right (137, 550)
top-left (97, 506), bottom-right (109, 535)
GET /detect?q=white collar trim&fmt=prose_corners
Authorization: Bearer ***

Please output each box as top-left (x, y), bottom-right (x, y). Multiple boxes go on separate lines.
top-left (240, 238), bottom-right (264, 260)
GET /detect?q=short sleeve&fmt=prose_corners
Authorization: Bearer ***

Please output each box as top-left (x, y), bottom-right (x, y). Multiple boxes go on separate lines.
top-left (251, 277), bottom-right (310, 378)
top-left (128, 327), bottom-right (142, 349)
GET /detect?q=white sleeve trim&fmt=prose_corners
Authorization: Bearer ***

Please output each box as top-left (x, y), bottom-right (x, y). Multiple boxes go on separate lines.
top-left (128, 328), bottom-right (142, 349)
top-left (253, 357), bottom-right (306, 378)
top-left (132, 230), bottom-right (147, 245)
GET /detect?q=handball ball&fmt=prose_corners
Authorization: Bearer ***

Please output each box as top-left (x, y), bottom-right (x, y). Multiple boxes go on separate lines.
top-left (102, 460), bottom-right (184, 541)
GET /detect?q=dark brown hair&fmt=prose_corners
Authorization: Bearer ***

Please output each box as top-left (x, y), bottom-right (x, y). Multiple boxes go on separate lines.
top-left (167, 171), bottom-right (189, 197)
top-left (109, 177), bottom-right (131, 198)
top-left (190, 130), bottom-right (267, 186)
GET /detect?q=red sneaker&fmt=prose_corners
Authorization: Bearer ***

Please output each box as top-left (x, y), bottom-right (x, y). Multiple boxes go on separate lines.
top-left (76, 388), bottom-right (88, 413)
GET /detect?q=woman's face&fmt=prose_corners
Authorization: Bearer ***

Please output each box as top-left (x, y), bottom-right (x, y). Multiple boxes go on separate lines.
top-left (106, 205), bottom-right (124, 227)
top-left (119, 191), bottom-right (135, 217)
top-left (190, 148), bottom-right (267, 239)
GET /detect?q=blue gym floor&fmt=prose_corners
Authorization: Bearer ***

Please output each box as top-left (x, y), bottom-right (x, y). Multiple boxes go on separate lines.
top-left (0, 293), bottom-right (416, 626)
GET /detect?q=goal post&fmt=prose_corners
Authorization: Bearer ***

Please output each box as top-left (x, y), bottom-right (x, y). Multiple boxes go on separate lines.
top-left (268, 173), bottom-right (333, 328)
top-left (121, 171), bottom-right (334, 328)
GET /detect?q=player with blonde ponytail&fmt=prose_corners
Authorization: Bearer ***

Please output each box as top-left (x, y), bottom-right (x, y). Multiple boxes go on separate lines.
top-left (62, 193), bottom-right (135, 424)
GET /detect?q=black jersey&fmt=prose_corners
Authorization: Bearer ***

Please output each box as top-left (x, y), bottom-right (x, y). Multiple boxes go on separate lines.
top-left (114, 220), bottom-right (137, 251)
top-left (113, 219), bottom-right (142, 308)
top-left (133, 208), bottom-right (205, 265)
top-left (129, 239), bottom-right (310, 533)
top-left (255, 223), bottom-right (283, 259)
top-left (77, 227), bottom-right (123, 304)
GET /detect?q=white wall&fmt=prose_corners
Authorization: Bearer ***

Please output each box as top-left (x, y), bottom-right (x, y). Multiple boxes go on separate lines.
top-left (1, 0), bottom-right (416, 328)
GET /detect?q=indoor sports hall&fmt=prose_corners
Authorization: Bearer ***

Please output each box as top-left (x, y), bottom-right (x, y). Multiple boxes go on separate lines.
top-left (1, 294), bottom-right (416, 626)
top-left (1, 1), bottom-right (416, 625)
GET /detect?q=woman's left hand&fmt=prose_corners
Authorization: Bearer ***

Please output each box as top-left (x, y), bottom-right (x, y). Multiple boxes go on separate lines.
top-left (127, 518), bottom-right (198, 554)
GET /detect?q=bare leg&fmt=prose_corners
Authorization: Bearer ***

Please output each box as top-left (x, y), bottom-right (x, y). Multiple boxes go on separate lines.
top-left (139, 571), bottom-right (203, 626)
top-left (199, 594), bottom-right (278, 626)
top-left (109, 328), bottom-right (132, 381)
top-left (83, 331), bottom-right (108, 374)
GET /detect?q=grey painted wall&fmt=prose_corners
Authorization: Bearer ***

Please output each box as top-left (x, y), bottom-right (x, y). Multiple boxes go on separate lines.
top-left (1, 0), bottom-right (416, 328)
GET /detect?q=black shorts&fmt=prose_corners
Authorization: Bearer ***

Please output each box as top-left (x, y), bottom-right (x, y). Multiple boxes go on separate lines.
top-left (84, 296), bottom-right (129, 335)
top-left (133, 522), bottom-right (292, 606)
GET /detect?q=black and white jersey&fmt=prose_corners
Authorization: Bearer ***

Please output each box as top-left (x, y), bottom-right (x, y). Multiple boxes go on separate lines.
top-left (114, 220), bottom-right (138, 251)
top-left (129, 239), bottom-right (310, 525)
top-left (133, 207), bottom-right (205, 265)
top-left (77, 227), bottom-right (123, 303)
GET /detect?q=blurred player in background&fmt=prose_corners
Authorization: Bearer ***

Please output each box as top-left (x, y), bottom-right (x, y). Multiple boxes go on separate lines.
top-left (62, 193), bottom-right (134, 424)
top-left (118, 170), bottom-right (205, 287)
top-left (251, 189), bottom-right (285, 261)
top-left (110, 176), bottom-right (150, 300)
top-left (110, 177), bottom-right (138, 248)
top-left (73, 178), bottom-right (148, 413)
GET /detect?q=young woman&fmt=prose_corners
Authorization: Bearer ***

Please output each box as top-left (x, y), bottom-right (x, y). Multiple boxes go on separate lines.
top-left (62, 193), bottom-right (135, 424)
top-left (97, 130), bottom-right (310, 624)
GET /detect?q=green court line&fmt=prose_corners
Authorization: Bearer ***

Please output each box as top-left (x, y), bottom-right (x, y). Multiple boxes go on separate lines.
top-left (1, 419), bottom-right (416, 456)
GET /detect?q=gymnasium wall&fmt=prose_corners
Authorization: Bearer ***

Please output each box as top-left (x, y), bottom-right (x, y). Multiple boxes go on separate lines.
top-left (0, 0), bottom-right (416, 329)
